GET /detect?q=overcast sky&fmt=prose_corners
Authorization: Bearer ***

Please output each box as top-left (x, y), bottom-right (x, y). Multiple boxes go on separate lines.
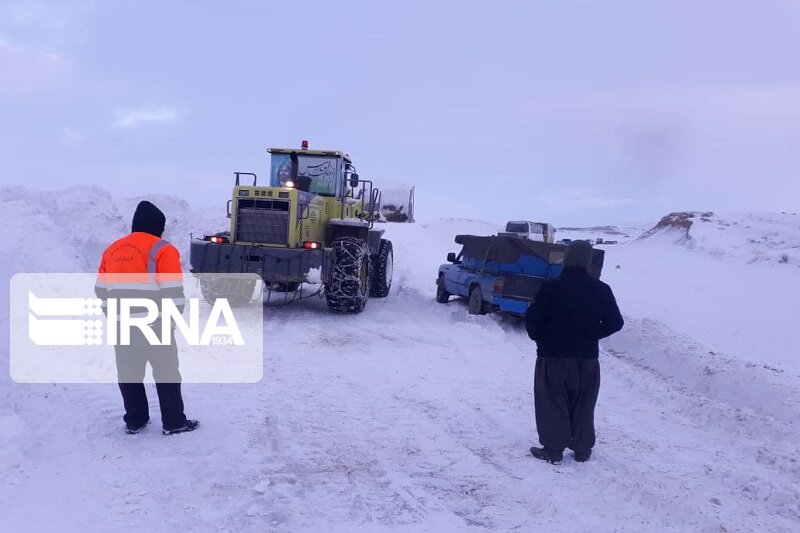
top-left (1, 0), bottom-right (798, 226)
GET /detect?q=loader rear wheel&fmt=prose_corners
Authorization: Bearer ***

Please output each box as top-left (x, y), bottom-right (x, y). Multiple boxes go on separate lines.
top-left (325, 237), bottom-right (370, 313)
top-left (436, 275), bottom-right (450, 303)
top-left (468, 285), bottom-right (486, 315)
top-left (369, 239), bottom-right (393, 298)
top-left (200, 278), bottom-right (256, 307)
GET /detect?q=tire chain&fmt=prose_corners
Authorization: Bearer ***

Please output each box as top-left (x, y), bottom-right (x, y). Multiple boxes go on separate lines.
top-left (325, 236), bottom-right (369, 301)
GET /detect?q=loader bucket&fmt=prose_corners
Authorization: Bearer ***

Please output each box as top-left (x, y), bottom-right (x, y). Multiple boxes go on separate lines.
top-left (379, 184), bottom-right (415, 223)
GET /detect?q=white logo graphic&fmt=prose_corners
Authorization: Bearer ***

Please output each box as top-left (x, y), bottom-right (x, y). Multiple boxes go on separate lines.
top-left (28, 293), bottom-right (104, 345)
top-left (12, 273), bottom-right (263, 384)
top-left (27, 292), bottom-right (243, 346)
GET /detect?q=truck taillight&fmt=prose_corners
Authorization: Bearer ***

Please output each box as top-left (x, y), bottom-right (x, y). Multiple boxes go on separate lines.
top-left (303, 241), bottom-right (321, 250)
top-left (494, 279), bottom-right (504, 293)
top-left (207, 235), bottom-right (229, 244)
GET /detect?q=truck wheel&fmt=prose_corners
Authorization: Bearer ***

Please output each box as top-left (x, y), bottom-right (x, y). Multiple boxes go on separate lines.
top-left (468, 285), bottom-right (486, 315)
top-left (369, 239), bottom-right (393, 298)
top-left (200, 278), bottom-right (256, 307)
top-left (325, 237), bottom-right (370, 313)
top-left (436, 274), bottom-right (450, 303)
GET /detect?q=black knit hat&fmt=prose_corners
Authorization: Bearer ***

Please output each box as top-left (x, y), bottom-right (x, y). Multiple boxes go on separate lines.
top-left (131, 200), bottom-right (166, 237)
top-left (563, 240), bottom-right (593, 269)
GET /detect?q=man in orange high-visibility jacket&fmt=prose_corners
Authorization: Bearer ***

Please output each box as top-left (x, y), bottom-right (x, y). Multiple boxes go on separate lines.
top-left (95, 201), bottom-right (199, 436)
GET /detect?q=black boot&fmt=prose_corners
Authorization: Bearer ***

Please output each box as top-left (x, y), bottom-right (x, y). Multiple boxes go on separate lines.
top-left (125, 420), bottom-right (149, 435)
top-left (530, 447), bottom-right (563, 465)
top-left (163, 419), bottom-right (199, 436)
top-left (574, 450), bottom-right (592, 462)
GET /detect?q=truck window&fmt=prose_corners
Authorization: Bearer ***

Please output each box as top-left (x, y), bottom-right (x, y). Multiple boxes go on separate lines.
top-left (506, 222), bottom-right (529, 233)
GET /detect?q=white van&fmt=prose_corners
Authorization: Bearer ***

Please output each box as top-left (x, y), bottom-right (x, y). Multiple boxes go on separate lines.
top-left (501, 221), bottom-right (556, 243)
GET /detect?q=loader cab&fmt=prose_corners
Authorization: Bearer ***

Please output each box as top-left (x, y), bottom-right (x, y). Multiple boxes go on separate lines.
top-left (268, 148), bottom-right (353, 198)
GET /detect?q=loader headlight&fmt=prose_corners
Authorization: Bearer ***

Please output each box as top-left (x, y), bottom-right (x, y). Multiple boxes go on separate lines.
top-left (285, 180), bottom-right (295, 188)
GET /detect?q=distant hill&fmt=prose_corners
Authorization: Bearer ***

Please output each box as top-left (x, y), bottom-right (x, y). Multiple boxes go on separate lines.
top-left (638, 211), bottom-right (800, 265)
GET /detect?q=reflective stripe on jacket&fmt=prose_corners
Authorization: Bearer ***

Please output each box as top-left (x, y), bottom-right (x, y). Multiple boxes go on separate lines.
top-left (95, 232), bottom-right (185, 316)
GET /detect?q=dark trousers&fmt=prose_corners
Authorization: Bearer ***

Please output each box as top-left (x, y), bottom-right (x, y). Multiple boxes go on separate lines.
top-left (115, 328), bottom-right (186, 430)
top-left (534, 356), bottom-right (600, 453)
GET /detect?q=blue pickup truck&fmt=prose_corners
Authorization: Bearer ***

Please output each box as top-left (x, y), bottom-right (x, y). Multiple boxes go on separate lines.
top-left (436, 235), bottom-right (605, 316)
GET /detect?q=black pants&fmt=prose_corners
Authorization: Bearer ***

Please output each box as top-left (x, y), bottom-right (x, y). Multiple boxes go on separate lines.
top-left (115, 328), bottom-right (186, 430)
top-left (534, 356), bottom-right (600, 453)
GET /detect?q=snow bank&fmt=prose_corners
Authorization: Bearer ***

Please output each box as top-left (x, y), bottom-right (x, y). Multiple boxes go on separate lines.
top-left (0, 185), bottom-right (227, 277)
top-left (605, 231), bottom-right (800, 372)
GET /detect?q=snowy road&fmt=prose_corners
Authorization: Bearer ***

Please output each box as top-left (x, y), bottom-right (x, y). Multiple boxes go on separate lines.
top-left (3, 284), bottom-right (799, 531)
top-left (1, 195), bottom-right (799, 531)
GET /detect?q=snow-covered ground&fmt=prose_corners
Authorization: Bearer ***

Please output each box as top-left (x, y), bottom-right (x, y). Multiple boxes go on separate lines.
top-left (1, 188), bottom-right (799, 531)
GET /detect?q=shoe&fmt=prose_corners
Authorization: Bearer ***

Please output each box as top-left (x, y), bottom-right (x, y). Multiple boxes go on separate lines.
top-left (530, 447), bottom-right (563, 465)
top-left (162, 419), bottom-right (199, 436)
top-left (574, 450), bottom-right (592, 462)
top-left (125, 421), bottom-right (149, 435)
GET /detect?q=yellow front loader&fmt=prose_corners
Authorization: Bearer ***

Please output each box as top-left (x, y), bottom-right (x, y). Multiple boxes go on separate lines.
top-left (190, 141), bottom-right (393, 313)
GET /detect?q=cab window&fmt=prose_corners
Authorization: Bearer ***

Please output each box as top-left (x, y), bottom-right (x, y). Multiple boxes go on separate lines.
top-left (270, 153), bottom-right (341, 196)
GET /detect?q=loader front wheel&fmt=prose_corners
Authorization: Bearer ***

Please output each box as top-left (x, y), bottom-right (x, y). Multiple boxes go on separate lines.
top-left (325, 237), bottom-right (370, 313)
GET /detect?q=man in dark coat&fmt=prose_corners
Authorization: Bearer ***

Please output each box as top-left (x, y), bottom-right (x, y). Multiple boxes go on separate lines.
top-left (525, 240), bottom-right (623, 464)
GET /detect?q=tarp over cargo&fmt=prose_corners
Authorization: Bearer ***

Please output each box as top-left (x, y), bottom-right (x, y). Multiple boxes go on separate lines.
top-left (455, 235), bottom-right (564, 263)
top-left (454, 235), bottom-right (605, 278)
